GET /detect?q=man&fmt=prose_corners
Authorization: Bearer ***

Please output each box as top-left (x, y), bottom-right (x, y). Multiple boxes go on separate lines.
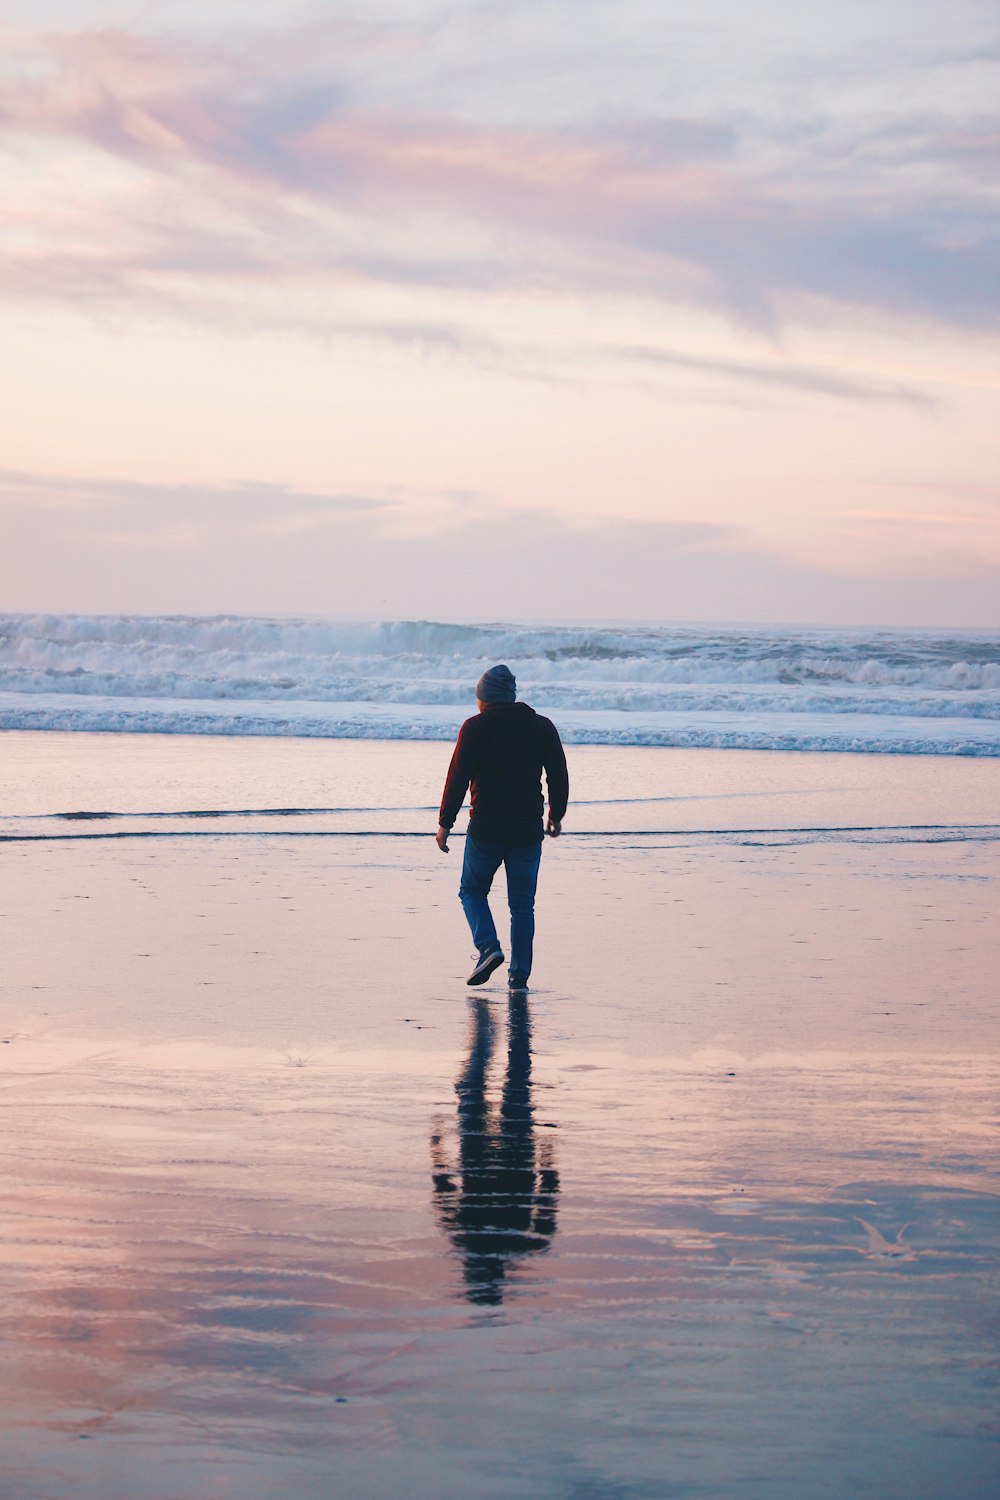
top-left (437, 663), bottom-right (569, 992)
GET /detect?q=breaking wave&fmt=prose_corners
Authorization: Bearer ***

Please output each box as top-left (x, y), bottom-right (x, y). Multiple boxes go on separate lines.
top-left (1, 613), bottom-right (998, 755)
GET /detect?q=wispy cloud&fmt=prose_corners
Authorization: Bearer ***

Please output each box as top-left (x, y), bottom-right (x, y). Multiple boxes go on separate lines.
top-left (0, 468), bottom-right (386, 537)
top-left (608, 344), bottom-right (937, 408)
top-left (1, 18), bottom-right (997, 339)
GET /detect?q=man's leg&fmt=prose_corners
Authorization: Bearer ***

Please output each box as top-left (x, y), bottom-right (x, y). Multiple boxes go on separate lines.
top-left (459, 836), bottom-right (505, 958)
top-left (503, 842), bottom-right (542, 985)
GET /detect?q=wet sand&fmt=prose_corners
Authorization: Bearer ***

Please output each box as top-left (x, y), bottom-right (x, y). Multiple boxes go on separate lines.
top-left (1, 745), bottom-right (999, 1498)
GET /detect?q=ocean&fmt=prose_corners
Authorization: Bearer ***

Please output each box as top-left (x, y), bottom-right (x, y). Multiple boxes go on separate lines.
top-left (1, 613), bottom-right (998, 755)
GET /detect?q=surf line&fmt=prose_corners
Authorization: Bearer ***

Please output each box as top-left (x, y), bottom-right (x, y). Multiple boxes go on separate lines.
top-left (45, 791), bottom-right (828, 821)
top-left (2, 823), bottom-right (998, 845)
top-left (51, 804), bottom-right (440, 820)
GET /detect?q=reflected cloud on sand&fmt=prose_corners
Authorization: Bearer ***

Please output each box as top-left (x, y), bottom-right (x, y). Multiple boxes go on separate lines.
top-left (431, 996), bottom-right (559, 1307)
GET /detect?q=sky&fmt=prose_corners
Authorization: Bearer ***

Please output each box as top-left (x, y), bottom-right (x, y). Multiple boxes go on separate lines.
top-left (1, 0), bottom-right (998, 626)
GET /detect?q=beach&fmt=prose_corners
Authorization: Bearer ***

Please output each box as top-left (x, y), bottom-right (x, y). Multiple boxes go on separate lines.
top-left (2, 730), bottom-right (998, 1498)
top-left (5, 0), bottom-right (1000, 1481)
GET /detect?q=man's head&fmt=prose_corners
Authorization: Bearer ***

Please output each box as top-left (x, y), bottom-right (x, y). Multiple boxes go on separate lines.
top-left (476, 663), bottom-right (516, 708)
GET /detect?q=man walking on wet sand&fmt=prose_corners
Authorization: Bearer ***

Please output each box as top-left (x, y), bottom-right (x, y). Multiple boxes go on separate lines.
top-left (437, 664), bottom-right (569, 992)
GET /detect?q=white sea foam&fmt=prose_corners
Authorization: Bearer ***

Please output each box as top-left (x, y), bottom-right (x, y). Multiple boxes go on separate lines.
top-left (1, 614), bottom-right (998, 755)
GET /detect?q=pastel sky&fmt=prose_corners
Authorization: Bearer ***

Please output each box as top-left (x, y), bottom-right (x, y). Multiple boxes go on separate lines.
top-left (2, 0), bottom-right (998, 625)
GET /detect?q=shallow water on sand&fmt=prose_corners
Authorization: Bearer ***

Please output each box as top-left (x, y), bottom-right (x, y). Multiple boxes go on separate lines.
top-left (1, 736), bottom-right (998, 1498)
top-left (2, 729), bottom-right (999, 840)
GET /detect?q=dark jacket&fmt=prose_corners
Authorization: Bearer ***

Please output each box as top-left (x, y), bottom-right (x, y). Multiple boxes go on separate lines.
top-left (439, 702), bottom-right (569, 846)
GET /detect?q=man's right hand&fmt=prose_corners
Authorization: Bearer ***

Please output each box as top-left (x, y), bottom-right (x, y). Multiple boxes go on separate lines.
top-left (546, 814), bottom-right (562, 837)
top-left (436, 825), bottom-right (450, 852)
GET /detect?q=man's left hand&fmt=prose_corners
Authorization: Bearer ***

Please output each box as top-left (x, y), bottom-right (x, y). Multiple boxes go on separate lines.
top-left (436, 825), bottom-right (450, 852)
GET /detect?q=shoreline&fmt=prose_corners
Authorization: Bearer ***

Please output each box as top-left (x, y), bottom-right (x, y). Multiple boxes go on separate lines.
top-left (3, 698), bottom-right (998, 755)
top-left (3, 729), bottom-right (1000, 847)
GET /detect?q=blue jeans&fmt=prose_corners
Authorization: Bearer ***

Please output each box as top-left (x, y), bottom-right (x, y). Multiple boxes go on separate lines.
top-left (459, 836), bottom-right (543, 983)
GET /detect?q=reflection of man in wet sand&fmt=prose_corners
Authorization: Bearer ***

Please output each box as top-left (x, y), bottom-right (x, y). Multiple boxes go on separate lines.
top-left (430, 995), bottom-right (559, 1307)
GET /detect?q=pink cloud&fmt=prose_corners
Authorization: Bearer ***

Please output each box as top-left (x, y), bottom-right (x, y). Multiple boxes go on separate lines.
top-left (1, 24), bottom-right (996, 331)
top-left (4, 30), bottom-right (734, 221)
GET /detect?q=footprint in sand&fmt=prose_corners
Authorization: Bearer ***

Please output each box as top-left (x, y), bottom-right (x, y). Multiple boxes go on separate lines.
top-left (854, 1217), bottom-right (916, 1260)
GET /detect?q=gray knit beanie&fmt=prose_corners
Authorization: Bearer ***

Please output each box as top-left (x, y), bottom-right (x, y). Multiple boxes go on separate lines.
top-left (476, 664), bottom-right (517, 703)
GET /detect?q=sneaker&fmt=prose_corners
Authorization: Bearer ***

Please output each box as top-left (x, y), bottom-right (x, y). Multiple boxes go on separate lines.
top-left (508, 975), bottom-right (529, 993)
top-left (467, 948), bottom-right (504, 986)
